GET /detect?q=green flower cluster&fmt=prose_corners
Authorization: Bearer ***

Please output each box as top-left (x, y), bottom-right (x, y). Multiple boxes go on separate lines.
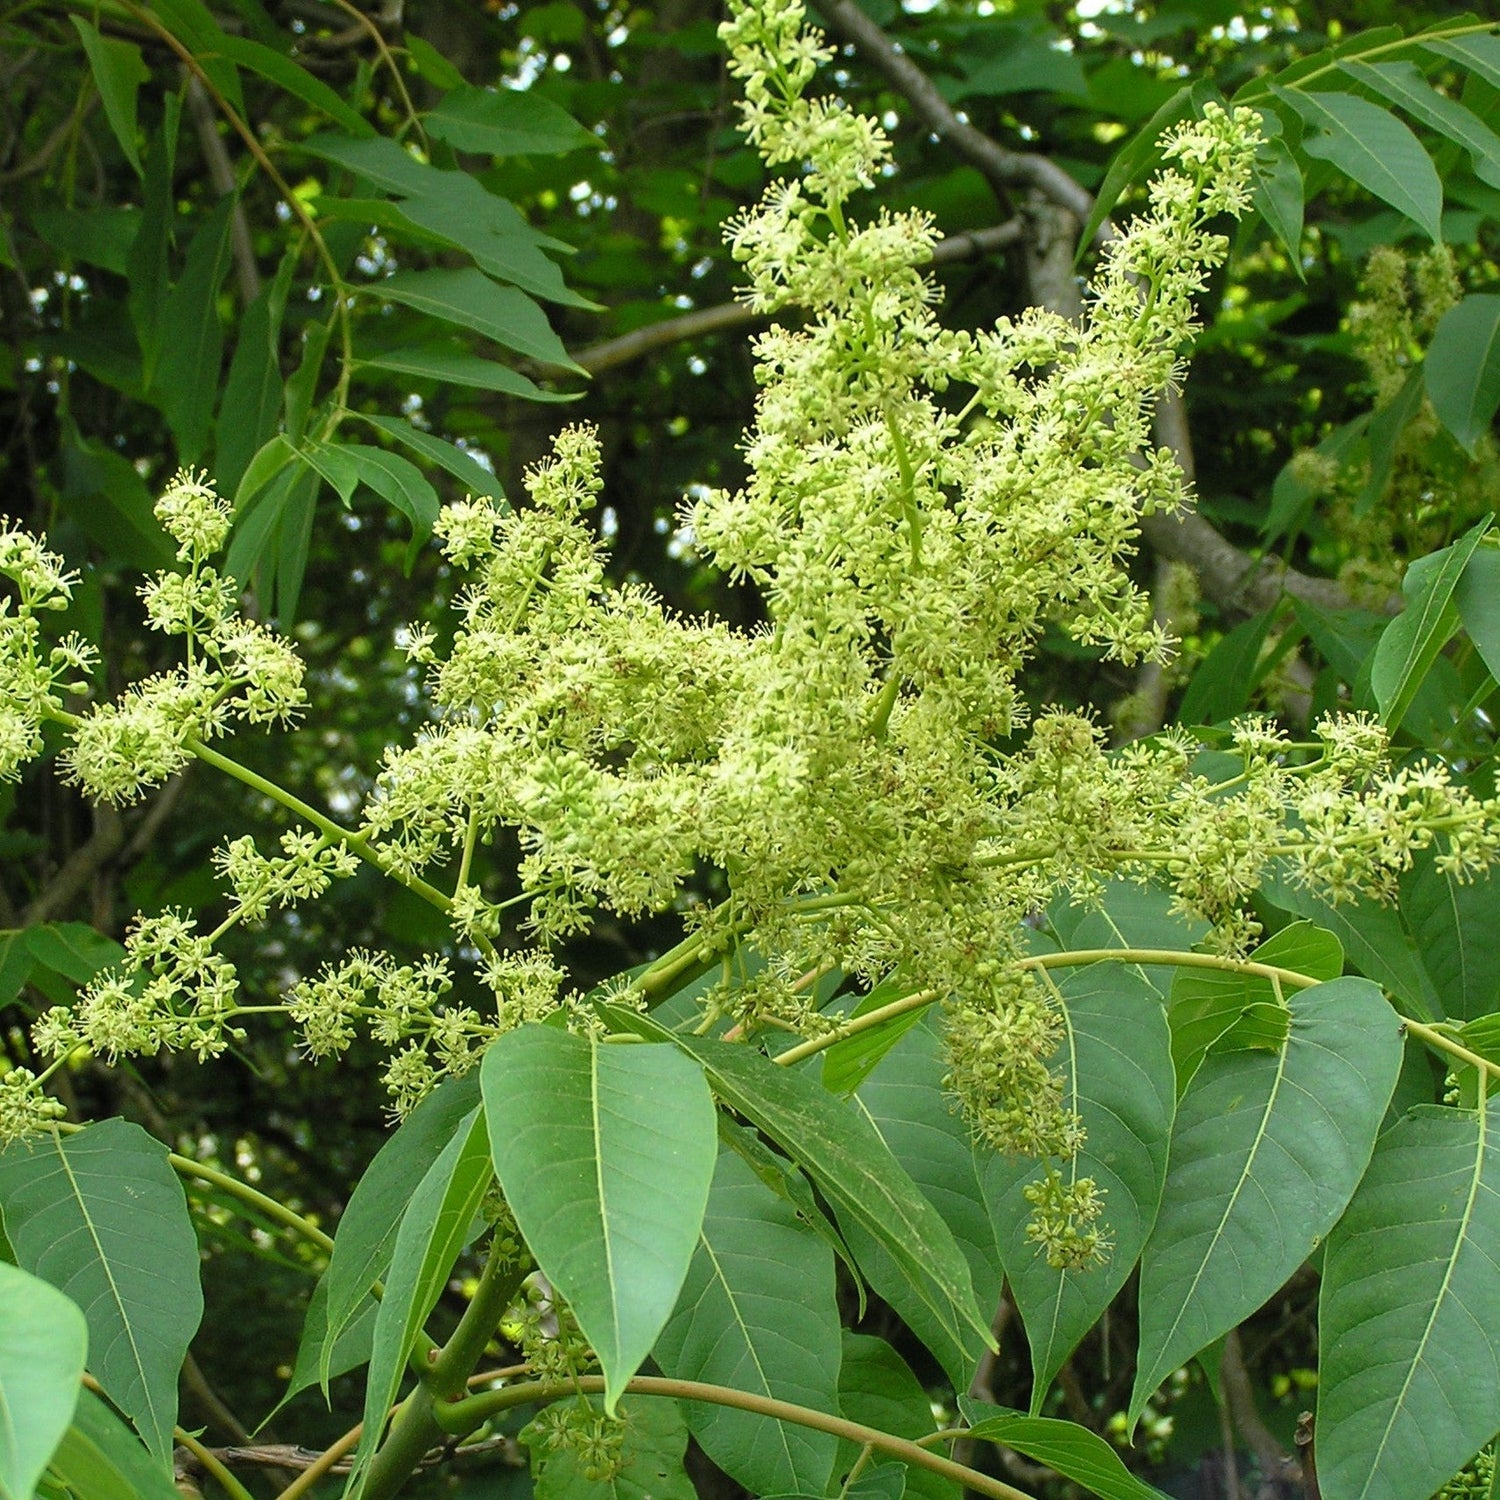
top-left (4, 0), bottom-right (1499, 1263)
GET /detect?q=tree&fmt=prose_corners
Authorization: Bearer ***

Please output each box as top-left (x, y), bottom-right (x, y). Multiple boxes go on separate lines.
top-left (2, 1), bottom-right (1500, 1498)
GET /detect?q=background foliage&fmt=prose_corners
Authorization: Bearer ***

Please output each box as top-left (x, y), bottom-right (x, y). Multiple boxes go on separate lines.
top-left (3, 0), bottom-right (1500, 1497)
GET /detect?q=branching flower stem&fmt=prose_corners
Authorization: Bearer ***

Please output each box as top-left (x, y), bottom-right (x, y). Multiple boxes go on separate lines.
top-left (431, 1374), bottom-right (1037, 1500)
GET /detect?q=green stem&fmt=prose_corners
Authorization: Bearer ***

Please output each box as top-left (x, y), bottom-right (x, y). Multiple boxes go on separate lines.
top-left (359, 1248), bottom-right (528, 1500)
top-left (774, 988), bottom-right (939, 1067)
top-left (1018, 947), bottom-right (1321, 991)
top-left (175, 1428), bottom-right (257, 1500)
top-left (868, 669), bottom-right (902, 741)
top-left (1402, 1017), bottom-right (1500, 1081)
top-left (431, 1375), bottom-right (1036, 1500)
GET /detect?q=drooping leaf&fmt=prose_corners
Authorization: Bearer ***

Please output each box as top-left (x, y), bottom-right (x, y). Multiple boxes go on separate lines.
top-left (329, 444), bottom-right (440, 551)
top-left (1131, 978), bottom-right (1403, 1422)
top-left (216, 250), bottom-right (295, 500)
top-left (1426, 295), bottom-right (1500, 455)
top-left (425, 84), bottom-right (598, 157)
top-left (320, 1071), bottom-right (480, 1393)
top-left (1272, 86), bottom-right (1443, 243)
top-left (126, 101), bottom-right (179, 389)
top-left (1176, 607), bottom-right (1279, 725)
top-left (347, 1106), bottom-right (493, 1498)
top-left (1318, 1099), bottom-right (1500, 1500)
top-left (1250, 133), bottom-right (1306, 272)
top-left (155, 193), bottom-right (238, 465)
top-left (0, 1260), bottom-right (86, 1500)
top-left (69, 18), bottom-right (148, 177)
top-left (41, 1387), bottom-right (181, 1500)
top-left (985, 964), bottom-right (1176, 1411)
top-left (271, 1270), bottom-right (377, 1419)
top-left (1370, 518), bottom-right (1490, 729)
top-left (654, 1147), bottom-right (840, 1497)
top-left (0, 1120), bottom-right (203, 1466)
top-left (482, 1026), bottom-right (718, 1412)
top-left (528, 1396), bottom-right (695, 1500)
top-left (355, 415), bottom-right (505, 501)
top-left (22, 925), bottom-right (126, 989)
top-left (959, 1399), bottom-right (1171, 1500)
top-left (363, 269), bottom-right (582, 371)
top-left (836, 1333), bottom-right (957, 1500)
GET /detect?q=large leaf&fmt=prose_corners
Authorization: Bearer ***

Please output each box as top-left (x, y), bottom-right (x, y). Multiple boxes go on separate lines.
top-left (1251, 133), bottom-right (1306, 270)
top-left (70, 18), bottom-right (147, 177)
top-left (842, 1017), bottom-right (997, 1388)
top-left (528, 1396), bottom-right (695, 1500)
top-left (1176, 607), bottom-right (1278, 726)
top-left (348, 1105), bottom-right (493, 1498)
top-left (985, 965), bottom-right (1176, 1412)
top-left (41, 1388), bottom-right (181, 1500)
top-left (1426, 295), bottom-right (1500, 456)
top-left (482, 1026), bottom-right (718, 1411)
top-left (1130, 978), bottom-right (1402, 1421)
top-left (216, 250), bottom-right (295, 500)
top-left (155, 193), bottom-right (238, 465)
top-left (1401, 856), bottom-right (1500, 1022)
top-left (425, 84), bottom-right (597, 157)
top-left (637, 1027), bottom-right (992, 1361)
top-left (217, 35), bottom-right (372, 137)
top-left (363, 269), bottom-right (581, 371)
top-left (1318, 1100), bottom-right (1500, 1500)
top-left (837, 1334), bottom-right (956, 1500)
top-left (959, 1400), bottom-right (1171, 1500)
top-left (1370, 518), bottom-right (1490, 730)
top-left (355, 414), bottom-right (505, 502)
top-left (0, 1261), bottom-right (86, 1500)
top-left (1340, 61), bottom-right (1500, 189)
top-left (0, 1120), bottom-right (202, 1467)
top-left (272, 1271), bottom-right (377, 1419)
top-left (1272, 86), bottom-right (1443, 244)
top-left (319, 1071), bottom-right (480, 1392)
top-left (654, 1147), bottom-right (840, 1497)
top-left (821, 980), bottom-right (932, 1096)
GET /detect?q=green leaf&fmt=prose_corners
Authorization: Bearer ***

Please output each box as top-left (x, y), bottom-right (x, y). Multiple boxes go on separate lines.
top-left (611, 1013), bottom-right (993, 1367)
top-left (1371, 518), bottom-right (1491, 728)
top-left (985, 965), bottom-right (1176, 1412)
top-left (821, 980), bottom-right (932, 1096)
top-left (217, 36), bottom-right (373, 137)
top-left (271, 1270), bottom-right (377, 1419)
top-left (283, 315), bottom-right (333, 446)
top-left (1176, 608), bottom-right (1278, 725)
top-left (364, 269), bottom-right (581, 371)
top-left (528, 1396), bottom-right (695, 1500)
top-left (425, 84), bottom-right (597, 156)
top-left (1342, 60), bottom-right (1500, 188)
top-left (0, 1261), bottom-right (85, 1500)
top-left (348, 1105), bottom-right (493, 1498)
top-left (837, 1333), bottom-right (956, 1500)
top-left (842, 1018), bottom-right (997, 1388)
top-left (0, 1119), bottom-right (202, 1466)
top-left (959, 1399), bottom-right (1171, 1500)
top-left (1075, 80), bottom-right (1220, 263)
top-left (232, 434), bottom-right (298, 511)
top-left (1426, 295), bottom-right (1500, 455)
top-left (216, 249), bottom-right (294, 500)
top-left (1131, 978), bottom-right (1403, 1423)
top-left (145, 0), bottom-right (244, 115)
top-left (1358, 366), bottom-right (1425, 517)
top-left (59, 430), bottom-right (176, 572)
top-left (1167, 922), bottom-right (1337, 1094)
top-left (69, 19), bottom-right (148, 177)
top-left (1401, 855), bottom-right (1500, 1022)
top-left (357, 344), bottom-right (574, 401)
top-left (155, 193), bottom-right (238, 465)
top-left (23, 925), bottom-right (126, 989)
top-left (328, 444), bottom-right (440, 553)
top-left (29, 208), bottom-right (141, 276)
top-left (405, 35), bottom-right (465, 91)
top-left (320, 1071), bottom-right (480, 1393)
top-left (1250, 133), bottom-right (1305, 270)
top-left (481, 1026), bottom-right (718, 1412)
top-left (42, 1387), bottom-right (181, 1500)
top-left (126, 101), bottom-right (179, 388)
top-left (354, 415), bottom-right (505, 501)
top-left (654, 1146), bottom-right (840, 1497)
top-left (1318, 1100), bottom-right (1500, 1500)
top-left (1272, 86), bottom-right (1444, 244)
top-left (1457, 542), bottom-right (1500, 686)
